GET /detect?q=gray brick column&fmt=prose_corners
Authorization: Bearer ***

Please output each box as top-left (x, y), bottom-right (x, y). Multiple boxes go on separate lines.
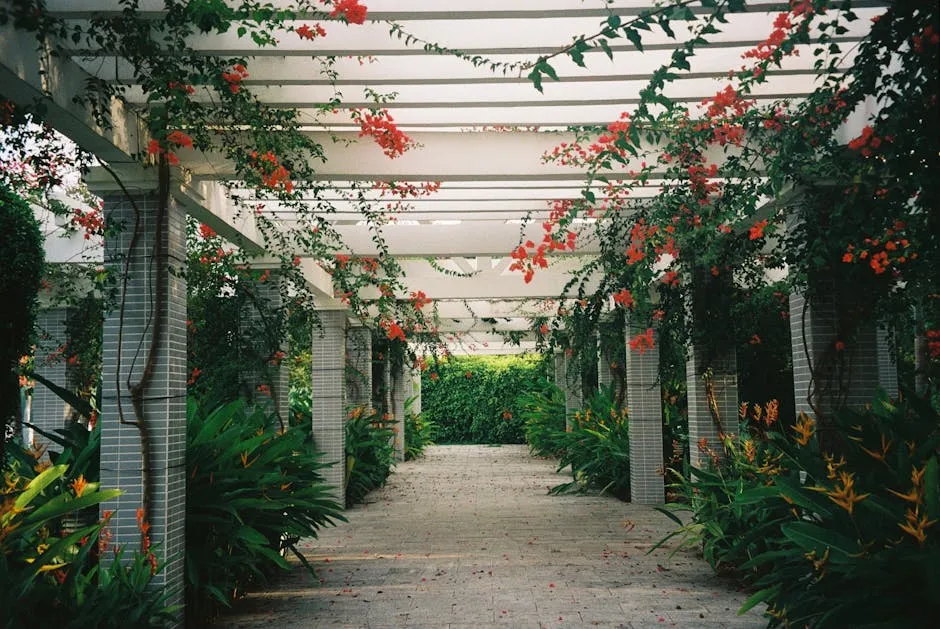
top-left (686, 345), bottom-right (737, 469)
top-left (625, 322), bottom-right (664, 504)
top-left (390, 360), bottom-right (407, 461)
top-left (312, 309), bottom-right (347, 500)
top-left (345, 325), bottom-right (372, 410)
top-left (553, 351), bottom-right (565, 390)
top-left (30, 307), bottom-right (72, 455)
top-left (98, 183), bottom-right (187, 618)
top-left (790, 289), bottom-right (898, 432)
top-left (597, 331), bottom-right (614, 391)
top-left (563, 352), bottom-right (583, 430)
top-left (242, 272), bottom-right (288, 427)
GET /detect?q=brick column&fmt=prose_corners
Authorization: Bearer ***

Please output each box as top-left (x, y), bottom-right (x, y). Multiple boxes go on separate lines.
top-left (563, 352), bottom-right (583, 430)
top-left (626, 321), bottom-right (664, 504)
top-left (98, 181), bottom-right (187, 619)
top-left (242, 272), bottom-right (288, 426)
top-left (29, 307), bottom-right (73, 454)
top-left (311, 309), bottom-right (347, 500)
top-left (389, 361), bottom-right (407, 461)
top-left (686, 345), bottom-right (737, 469)
top-left (790, 289), bottom-right (898, 433)
top-left (345, 325), bottom-right (372, 410)
top-left (597, 331), bottom-right (614, 391)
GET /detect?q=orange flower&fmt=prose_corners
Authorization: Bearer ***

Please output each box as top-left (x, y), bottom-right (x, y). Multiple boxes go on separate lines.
top-left (70, 475), bottom-right (88, 498)
top-left (899, 507), bottom-right (936, 546)
top-left (791, 413), bottom-right (816, 446)
top-left (749, 219), bottom-right (769, 240)
top-left (825, 471), bottom-right (869, 514)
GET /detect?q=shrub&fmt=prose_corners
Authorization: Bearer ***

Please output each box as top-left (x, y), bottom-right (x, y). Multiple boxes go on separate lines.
top-left (185, 397), bottom-right (344, 625)
top-left (548, 386), bottom-right (632, 500)
top-left (404, 395), bottom-right (435, 460)
top-left (1, 442), bottom-right (174, 629)
top-left (344, 405), bottom-right (395, 506)
top-left (421, 355), bottom-right (550, 444)
top-left (0, 184), bottom-right (43, 452)
top-left (657, 392), bottom-right (940, 627)
top-left (519, 385), bottom-right (567, 458)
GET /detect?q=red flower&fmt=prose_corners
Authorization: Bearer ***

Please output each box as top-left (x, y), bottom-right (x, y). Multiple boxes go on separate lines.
top-left (166, 130), bottom-right (193, 150)
top-left (430, 372), bottom-right (439, 381)
top-left (749, 219), bottom-right (769, 240)
top-left (296, 23), bottom-right (326, 40)
top-left (612, 289), bottom-right (634, 308)
top-left (199, 223), bottom-right (217, 239)
top-left (629, 328), bottom-right (656, 355)
top-left (834, 340), bottom-right (845, 352)
top-left (146, 139), bottom-right (161, 155)
top-left (330, 0), bottom-right (368, 24)
top-left (842, 252), bottom-right (854, 263)
top-left (465, 371), bottom-right (472, 379)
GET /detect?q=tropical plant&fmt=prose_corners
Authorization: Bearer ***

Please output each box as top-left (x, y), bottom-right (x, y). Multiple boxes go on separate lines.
top-left (344, 405), bottom-right (396, 507)
top-left (185, 397), bottom-right (344, 625)
top-left (549, 386), bottom-right (632, 501)
top-left (403, 395), bottom-right (435, 461)
top-left (1, 445), bottom-right (175, 629)
top-left (519, 385), bottom-right (567, 458)
top-left (655, 392), bottom-right (940, 627)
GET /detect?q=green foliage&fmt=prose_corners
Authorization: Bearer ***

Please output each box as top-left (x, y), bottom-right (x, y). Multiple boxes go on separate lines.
top-left (1, 444), bottom-right (174, 629)
top-left (344, 405), bottom-right (395, 507)
top-left (547, 386), bottom-right (632, 501)
top-left (519, 385), bottom-right (566, 458)
top-left (657, 392), bottom-right (940, 626)
top-left (403, 395), bottom-right (435, 460)
top-left (185, 397), bottom-right (344, 625)
top-left (421, 355), bottom-right (550, 444)
top-left (0, 184), bottom-right (43, 448)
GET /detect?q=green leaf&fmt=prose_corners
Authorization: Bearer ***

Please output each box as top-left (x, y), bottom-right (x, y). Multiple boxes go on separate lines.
top-left (624, 28), bottom-right (643, 52)
top-left (738, 584), bottom-right (781, 615)
top-left (13, 465), bottom-right (67, 511)
top-left (599, 38), bottom-right (614, 61)
top-left (780, 521), bottom-right (857, 559)
top-left (654, 506), bottom-right (684, 527)
top-left (527, 68), bottom-right (543, 93)
top-left (606, 14), bottom-right (621, 29)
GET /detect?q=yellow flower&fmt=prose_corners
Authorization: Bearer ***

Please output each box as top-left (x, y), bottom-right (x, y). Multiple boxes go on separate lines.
top-left (743, 440), bottom-right (756, 463)
top-left (899, 507), bottom-right (936, 546)
top-left (859, 433), bottom-right (892, 462)
top-left (823, 452), bottom-right (846, 480)
top-left (825, 471), bottom-right (869, 514)
top-left (791, 413), bottom-right (816, 446)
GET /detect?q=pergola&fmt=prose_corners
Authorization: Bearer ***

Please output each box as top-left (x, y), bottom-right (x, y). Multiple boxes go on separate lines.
top-left (1, 1), bottom-right (888, 622)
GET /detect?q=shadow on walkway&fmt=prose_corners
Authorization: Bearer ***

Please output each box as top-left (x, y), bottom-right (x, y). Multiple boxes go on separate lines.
top-left (218, 444), bottom-right (764, 628)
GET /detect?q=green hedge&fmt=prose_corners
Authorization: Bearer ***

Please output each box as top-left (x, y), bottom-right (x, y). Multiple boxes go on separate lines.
top-left (421, 355), bottom-right (550, 444)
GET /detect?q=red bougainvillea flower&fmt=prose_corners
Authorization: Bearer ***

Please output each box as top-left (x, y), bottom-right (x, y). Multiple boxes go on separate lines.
top-left (629, 328), bottom-right (656, 355)
top-left (834, 340), bottom-right (846, 352)
top-left (166, 130), bottom-right (193, 150)
top-left (296, 23), bottom-right (327, 40)
top-left (380, 318), bottom-right (406, 342)
top-left (354, 108), bottom-right (414, 158)
top-left (612, 288), bottom-right (634, 308)
top-left (410, 290), bottom-right (432, 310)
top-left (749, 219), bottom-right (769, 240)
top-left (430, 372), bottom-right (439, 381)
top-left (330, 0), bottom-right (368, 24)
top-left (146, 139), bottom-right (161, 155)
top-left (198, 223), bottom-right (217, 239)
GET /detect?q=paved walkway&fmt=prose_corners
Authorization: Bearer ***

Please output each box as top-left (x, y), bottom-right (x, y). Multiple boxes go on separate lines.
top-left (219, 445), bottom-right (765, 629)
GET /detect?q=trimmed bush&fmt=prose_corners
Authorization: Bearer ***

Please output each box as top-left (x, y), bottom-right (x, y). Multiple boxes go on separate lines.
top-left (421, 355), bottom-right (550, 444)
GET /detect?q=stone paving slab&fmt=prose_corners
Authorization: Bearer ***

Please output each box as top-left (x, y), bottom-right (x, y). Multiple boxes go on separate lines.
top-left (218, 445), bottom-right (765, 629)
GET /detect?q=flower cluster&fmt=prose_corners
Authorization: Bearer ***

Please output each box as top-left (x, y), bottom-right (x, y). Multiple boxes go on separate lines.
top-left (221, 63), bottom-right (249, 95)
top-left (70, 207), bottom-right (104, 239)
top-left (354, 109), bottom-right (414, 158)
top-left (296, 23), bottom-right (327, 40)
top-left (248, 150), bottom-right (293, 192)
top-left (329, 0), bottom-right (368, 25)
